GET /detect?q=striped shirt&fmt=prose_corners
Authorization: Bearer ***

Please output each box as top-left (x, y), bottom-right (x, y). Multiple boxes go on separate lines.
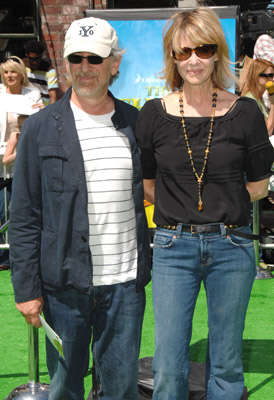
top-left (71, 102), bottom-right (138, 286)
top-left (26, 67), bottom-right (58, 106)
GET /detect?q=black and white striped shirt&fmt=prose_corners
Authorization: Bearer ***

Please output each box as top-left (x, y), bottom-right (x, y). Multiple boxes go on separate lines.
top-left (71, 103), bottom-right (138, 285)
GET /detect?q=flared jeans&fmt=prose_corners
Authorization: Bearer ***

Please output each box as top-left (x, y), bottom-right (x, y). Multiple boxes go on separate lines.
top-left (152, 223), bottom-right (256, 400)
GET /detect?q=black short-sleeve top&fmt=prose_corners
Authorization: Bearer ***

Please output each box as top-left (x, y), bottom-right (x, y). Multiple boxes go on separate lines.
top-left (135, 97), bottom-right (274, 226)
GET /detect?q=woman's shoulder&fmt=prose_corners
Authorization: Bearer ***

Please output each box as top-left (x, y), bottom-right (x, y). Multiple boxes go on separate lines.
top-left (218, 89), bottom-right (262, 115)
top-left (141, 98), bottom-right (162, 110)
top-left (139, 98), bottom-right (163, 118)
top-left (21, 85), bottom-right (42, 103)
top-left (237, 95), bottom-right (264, 111)
top-left (224, 95), bottom-right (267, 125)
top-left (216, 89), bottom-right (238, 110)
top-left (22, 86), bottom-right (40, 95)
top-left (0, 84), bottom-right (6, 94)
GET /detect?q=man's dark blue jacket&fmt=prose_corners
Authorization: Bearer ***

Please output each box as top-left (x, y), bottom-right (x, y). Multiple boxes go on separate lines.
top-left (9, 88), bottom-right (151, 303)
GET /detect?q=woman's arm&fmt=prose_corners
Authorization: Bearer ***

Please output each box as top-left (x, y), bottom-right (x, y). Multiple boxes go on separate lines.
top-left (265, 103), bottom-right (274, 136)
top-left (143, 179), bottom-right (155, 204)
top-left (246, 178), bottom-right (269, 201)
top-left (3, 132), bottom-right (20, 166)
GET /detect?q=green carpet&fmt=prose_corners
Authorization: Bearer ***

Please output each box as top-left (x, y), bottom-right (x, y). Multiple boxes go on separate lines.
top-left (0, 270), bottom-right (273, 399)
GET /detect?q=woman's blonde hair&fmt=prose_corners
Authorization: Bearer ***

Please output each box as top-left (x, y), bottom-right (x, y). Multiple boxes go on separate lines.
top-left (241, 58), bottom-right (274, 98)
top-left (0, 56), bottom-right (29, 87)
top-left (161, 7), bottom-right (236, 91)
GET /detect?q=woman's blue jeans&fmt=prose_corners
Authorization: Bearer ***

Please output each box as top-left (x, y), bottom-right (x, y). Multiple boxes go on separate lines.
top-left (42, 280), bottom-right (145, 400)
top-left (152, 224), bottom-right (256, 400)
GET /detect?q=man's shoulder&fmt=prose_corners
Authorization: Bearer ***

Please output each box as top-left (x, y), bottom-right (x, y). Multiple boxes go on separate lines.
top-left (34, 90), bottom-right (70, 117)
top-left (113, 96), bottom-right (139, 118)
top-left (27, 60), bottom-right (53, 76)
top-left (37, 59), bottom-right (51, 72)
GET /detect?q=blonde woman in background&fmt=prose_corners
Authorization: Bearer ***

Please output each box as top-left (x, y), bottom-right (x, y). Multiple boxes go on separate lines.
top-left (0, 56), bottom-right (42, 270)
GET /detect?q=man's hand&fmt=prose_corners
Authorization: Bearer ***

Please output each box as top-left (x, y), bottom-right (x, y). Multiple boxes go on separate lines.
top-left (16, 297), bottom-right (44, 328)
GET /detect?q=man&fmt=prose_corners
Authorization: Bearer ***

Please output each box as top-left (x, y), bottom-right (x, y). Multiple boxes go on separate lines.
top-left (9, 17), bottom-right (151, 399)
top-left (23, 39), bottom-right (59, 105)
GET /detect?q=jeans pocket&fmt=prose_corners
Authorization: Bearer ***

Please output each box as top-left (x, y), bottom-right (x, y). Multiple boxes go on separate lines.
top-left (227, 233), bottom-right (254, 247)
top-left (153, 231), bottom-right (175, 249)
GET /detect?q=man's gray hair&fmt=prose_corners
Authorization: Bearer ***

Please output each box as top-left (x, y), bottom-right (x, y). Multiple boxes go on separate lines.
top-left (109, 48), bottom-right (126, 86)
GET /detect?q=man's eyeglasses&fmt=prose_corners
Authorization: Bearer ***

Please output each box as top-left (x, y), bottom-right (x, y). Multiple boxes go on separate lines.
top-left (67, 54), bottom-right (105, 65)
top-left (172, 44), bottom-right (217, 61)
top-left (259, 73), bottom-right (274, 79)
top-left (27, 55), bottom-right (42, 62)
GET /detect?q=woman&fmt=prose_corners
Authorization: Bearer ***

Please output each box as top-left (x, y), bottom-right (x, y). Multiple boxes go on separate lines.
top-left (0, 56), bottom-right (42, 269)
top-left (3, 114), bottom-right (29, 166)
top-left (0, 56), bottom-right (43, 143)
top-left (135, 8), bottom-right (273, 400)
top-left (241, 58), bottom-right (274, 136)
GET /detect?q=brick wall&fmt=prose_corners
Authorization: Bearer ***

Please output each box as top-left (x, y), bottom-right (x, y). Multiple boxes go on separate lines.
top-left (41, 0), bottom-right (107, 95)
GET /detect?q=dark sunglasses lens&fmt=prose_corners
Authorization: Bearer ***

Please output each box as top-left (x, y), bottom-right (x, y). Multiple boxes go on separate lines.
top-left (173, 45), bottom-right (216, 61)
top-left (173, 49), bottom-right (191, 61)
top-left (68, 54), bottom-right (104, 65)
top-left (88, 56), bottom-right (103, 64)
top-left (260, 73), bottom-right (274, 78)
top-left (68, 55), bottom-right (82, 64)
top-left (196, 45), bottom-right (216, 58)
top-left (28, 56), bottom-right (41, 61)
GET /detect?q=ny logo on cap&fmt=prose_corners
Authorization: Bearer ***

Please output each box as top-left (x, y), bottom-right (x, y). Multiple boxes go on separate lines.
top-left (79, 25), bottom-right (95, 37)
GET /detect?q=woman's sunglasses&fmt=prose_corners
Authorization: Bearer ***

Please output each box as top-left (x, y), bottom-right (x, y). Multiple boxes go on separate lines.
top-left (259, 73), bottom-right (274, 79)
top-left (172, 44), bottom-right (217, 61)
top-left (67, 54), bottom-right (105, 65)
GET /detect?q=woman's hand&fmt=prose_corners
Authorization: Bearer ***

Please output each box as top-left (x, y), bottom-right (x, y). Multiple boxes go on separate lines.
top-left (32, 102), bottom-right (44, 110)
top-left (268, 93), bottom-right (274, 105)
top-left (246, 178), bottom-right (270, 201)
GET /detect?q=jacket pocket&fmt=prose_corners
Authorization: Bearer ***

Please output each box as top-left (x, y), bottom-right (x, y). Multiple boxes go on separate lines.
top-left (39, 144), bottom-right (67, 192)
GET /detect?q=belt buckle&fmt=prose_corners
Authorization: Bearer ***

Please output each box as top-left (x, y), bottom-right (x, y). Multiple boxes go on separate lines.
top-left (190, 225), bottom-right (198, 234)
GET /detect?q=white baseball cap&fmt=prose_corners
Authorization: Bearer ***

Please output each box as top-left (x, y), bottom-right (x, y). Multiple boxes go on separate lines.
top-left (64, 17), bottom-right (119, 59)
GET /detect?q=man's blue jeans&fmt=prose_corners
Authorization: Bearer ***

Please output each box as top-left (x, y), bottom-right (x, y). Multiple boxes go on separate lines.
top-left (152, 224), bottom-right (256, 400)
top-left (42, 280), bottom-right (145, 400)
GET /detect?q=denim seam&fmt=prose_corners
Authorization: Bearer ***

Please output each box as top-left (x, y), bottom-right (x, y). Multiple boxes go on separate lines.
top-left (92, 335), bottom-right (105, 395)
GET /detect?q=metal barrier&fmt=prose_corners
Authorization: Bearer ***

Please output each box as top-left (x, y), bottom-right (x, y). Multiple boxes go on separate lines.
top-left (253, 200), bottom-right (274, 278)
top-left (6, 326), bottom-right (49, 399)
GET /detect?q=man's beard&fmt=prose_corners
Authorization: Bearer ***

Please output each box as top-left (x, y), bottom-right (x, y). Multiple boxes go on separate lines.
top-left (70, 71), bottom-right (110, 100)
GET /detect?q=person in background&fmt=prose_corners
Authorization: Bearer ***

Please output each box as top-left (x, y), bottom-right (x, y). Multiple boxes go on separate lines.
top-left (3, 114), bottom-right (28, 166)
top-left (0, 56), bottom-right (42, 271)
top-left (9, 17), bottom-right (151, 399)
top-left (253, 34), bottom-right (274, 108)
top-left (135, 7), bottom-right (273, 400)
top-left (253, 34), bottom-right (274, 64)
top-left (23, 39), bottom-right (59, 105)
top-left (241, 58), bottom-right (274, 136)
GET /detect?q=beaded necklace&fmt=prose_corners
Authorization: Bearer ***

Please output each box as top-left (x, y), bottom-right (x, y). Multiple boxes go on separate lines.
top-left (179, 86), bottom-right (217, 211)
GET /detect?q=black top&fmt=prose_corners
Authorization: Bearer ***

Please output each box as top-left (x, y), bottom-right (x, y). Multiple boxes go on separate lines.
top-left (135, 96), bottom-right (274, 226)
